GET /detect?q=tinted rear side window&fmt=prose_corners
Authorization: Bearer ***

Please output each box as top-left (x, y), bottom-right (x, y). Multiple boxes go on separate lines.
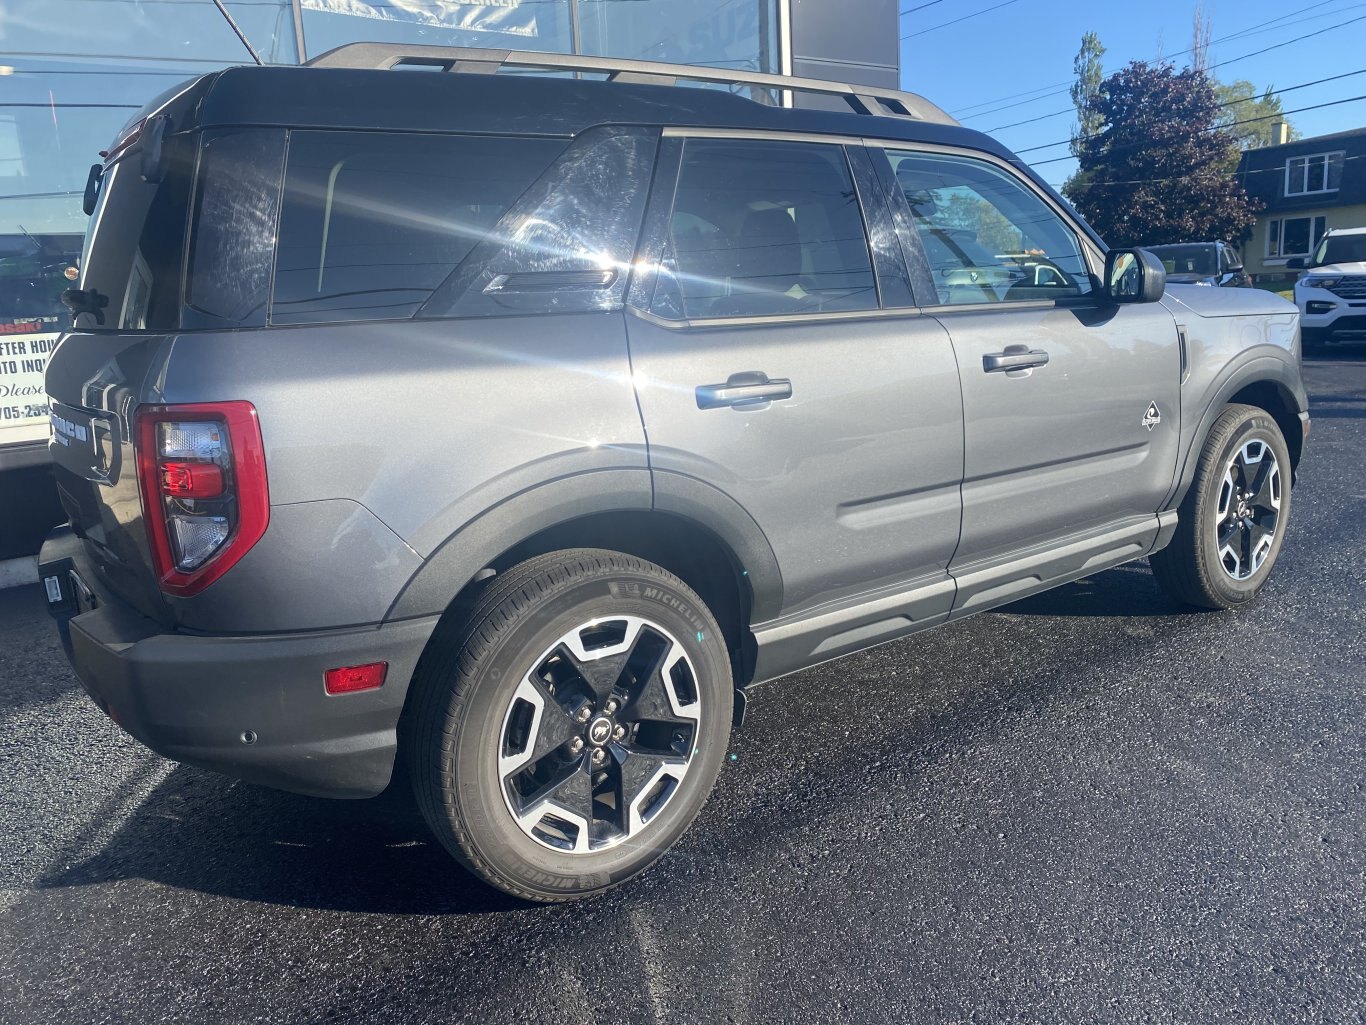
top-left (271, 132), bottom-right (567, 325)
top-left (186, 129), bottom-right (287, 328)
top-left (654, 138), bottom-right (877, 320)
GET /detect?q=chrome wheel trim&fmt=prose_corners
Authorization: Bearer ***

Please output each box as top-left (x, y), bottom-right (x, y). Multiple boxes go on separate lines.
top-left (1214, 437), bottom-right (1282, 581)
top-left (496, 615), bottom-right (703, 855)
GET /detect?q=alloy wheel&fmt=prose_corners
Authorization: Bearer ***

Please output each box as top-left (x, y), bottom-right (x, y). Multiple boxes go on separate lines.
top-left (1214, 437), bottom-right (1281, 581)
top-left (497, 615), bottom-right (702, 853)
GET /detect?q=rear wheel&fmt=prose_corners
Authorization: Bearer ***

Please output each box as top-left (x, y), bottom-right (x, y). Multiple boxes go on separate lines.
top-left (1150, 404), bottom-right (1292, 609)
top-left (407, 549), bottom-right (733, 902)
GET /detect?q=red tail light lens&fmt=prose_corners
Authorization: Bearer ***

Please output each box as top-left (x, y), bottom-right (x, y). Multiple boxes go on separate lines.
top-left (135, 402), bottom-right (268, 596)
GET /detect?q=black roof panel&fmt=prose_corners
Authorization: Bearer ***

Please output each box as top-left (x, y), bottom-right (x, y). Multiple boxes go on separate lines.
top-left (178, 65), bottom-right (1011, 159)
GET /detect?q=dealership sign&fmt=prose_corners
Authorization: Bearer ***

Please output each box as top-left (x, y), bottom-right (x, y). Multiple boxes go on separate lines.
top-left (0, 318), bottom-right (57, 450)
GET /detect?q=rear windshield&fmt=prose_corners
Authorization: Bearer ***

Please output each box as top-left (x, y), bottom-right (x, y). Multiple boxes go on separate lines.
top-left (271, 131), bottom-right (567, 325)
top-left (75, 137), bottom-right (192, 331)
top-left (1146, 245), bottom-right (1215, 276)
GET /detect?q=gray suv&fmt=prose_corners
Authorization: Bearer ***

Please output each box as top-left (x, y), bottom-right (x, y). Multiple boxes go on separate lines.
top-left (40, 45), bottom-right (1309, 902)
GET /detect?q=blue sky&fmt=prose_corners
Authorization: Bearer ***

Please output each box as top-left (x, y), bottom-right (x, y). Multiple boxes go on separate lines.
top-left (899, 0), bottom-right (1366, 187)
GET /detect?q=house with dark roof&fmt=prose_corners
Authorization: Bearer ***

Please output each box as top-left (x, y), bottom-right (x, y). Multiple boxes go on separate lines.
top-left (1236, 124), bottom-right (1366, 285)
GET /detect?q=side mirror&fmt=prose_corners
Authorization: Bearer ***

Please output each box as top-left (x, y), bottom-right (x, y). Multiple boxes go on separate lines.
top-left (1105, 247), bottom-right (1165, 303)
top-left (1285, 256), bottom-right (1307, 270)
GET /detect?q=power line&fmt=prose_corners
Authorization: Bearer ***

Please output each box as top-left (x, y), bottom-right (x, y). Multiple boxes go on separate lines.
top-left (953, 0), bottom-right (1366, 120)
top-left (1208, 12), bottom-right (1366, 74)
top-left (1006, 13), bottom-right (1366, 157)
top-left (989, 67), bottom-right (1366, 135)
top-left (1045, 152), bottom-right (1366, 190)
top-left (900, 0), bottom-right (1020, 40)
top-left (899, 0), bottom-right (951, 13)
top-left (1027, 93), bottom-right (1366, 167)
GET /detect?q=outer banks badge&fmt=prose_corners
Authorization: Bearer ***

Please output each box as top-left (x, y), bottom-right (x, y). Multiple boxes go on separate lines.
top-left (1141, 401), bottom-right (1161, 431)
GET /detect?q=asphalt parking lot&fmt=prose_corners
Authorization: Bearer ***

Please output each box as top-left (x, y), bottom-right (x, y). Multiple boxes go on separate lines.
top-left (0, 356), bottom-right (1362, 1025)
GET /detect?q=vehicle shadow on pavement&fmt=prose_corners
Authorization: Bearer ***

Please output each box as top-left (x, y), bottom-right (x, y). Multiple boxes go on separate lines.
top-left (997, 561), bottom-right (1195, 619)
top-left (36, 766), bottom-right (523, 917)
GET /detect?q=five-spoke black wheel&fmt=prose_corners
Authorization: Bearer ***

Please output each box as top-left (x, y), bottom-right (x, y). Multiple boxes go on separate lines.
top-left (407, 550), bottom-right (732, 902)
top-left (1151, 403), bottom-right (1294, 609)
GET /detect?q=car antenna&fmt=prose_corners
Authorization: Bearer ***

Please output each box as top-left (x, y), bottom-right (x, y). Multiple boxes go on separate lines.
top-left (211, 0), bottom-right (264, 66)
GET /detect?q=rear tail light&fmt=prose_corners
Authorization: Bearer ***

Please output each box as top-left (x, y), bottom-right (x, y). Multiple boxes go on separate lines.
top-left (135, 402), bottom-right (268, 596)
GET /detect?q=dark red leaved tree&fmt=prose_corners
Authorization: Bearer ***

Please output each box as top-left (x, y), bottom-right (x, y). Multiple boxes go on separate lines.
top-left (1064, 60), bottom-right (1259, 247)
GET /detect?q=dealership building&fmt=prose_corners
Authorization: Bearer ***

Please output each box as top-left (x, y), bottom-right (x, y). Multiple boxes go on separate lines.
top-left (0, 0), bottom-right (897, 477)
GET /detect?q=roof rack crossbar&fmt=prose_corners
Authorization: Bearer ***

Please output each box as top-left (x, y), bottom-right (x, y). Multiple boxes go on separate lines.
top-left (303, 43), bottom-right (957, 126)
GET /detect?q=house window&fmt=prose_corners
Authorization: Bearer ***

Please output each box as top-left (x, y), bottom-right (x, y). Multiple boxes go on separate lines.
top-left (1284, 152), bottom-right (1344, 196)
top-left (1266, 215), bottom-right (1328, 259)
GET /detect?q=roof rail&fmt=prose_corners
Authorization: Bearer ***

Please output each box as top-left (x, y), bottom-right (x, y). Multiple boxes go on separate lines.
top-left (303, 43), bottom-right (958, 127)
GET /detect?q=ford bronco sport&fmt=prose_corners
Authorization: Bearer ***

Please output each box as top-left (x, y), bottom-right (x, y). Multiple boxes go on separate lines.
top-left (40, 45), bottom-right (1309, 902)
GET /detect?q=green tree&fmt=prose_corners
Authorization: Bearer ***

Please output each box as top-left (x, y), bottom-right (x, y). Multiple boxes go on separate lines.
top-left (1064, 60), bottom-right (1259, 247)
top-left (938, 193), bottom-right (1022, 254)
top-left (1069, 31), bottom-right (1107, 158)
top-left (1063, 32), bottom-right (1107, 199)
top-left (1215, 79), bottom-right (1300, 149)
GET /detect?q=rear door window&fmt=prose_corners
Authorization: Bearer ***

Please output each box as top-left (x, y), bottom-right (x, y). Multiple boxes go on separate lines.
top-left (651, 138), bottom-right (878, 320)
top-left (271, 131), bottom-right (567, 325)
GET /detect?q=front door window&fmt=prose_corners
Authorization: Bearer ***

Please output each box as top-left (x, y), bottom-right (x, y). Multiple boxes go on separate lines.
top-left (879, 149), bottom-right (1093, 305)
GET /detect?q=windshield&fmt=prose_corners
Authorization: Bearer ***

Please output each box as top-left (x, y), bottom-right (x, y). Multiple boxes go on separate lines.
top-left (1316, 234), bottom-right (1366, 266)
top-left (1146, 245), bottom-right (1216, 276)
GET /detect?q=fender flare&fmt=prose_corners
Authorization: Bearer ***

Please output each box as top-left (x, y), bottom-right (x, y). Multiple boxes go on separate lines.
top-left (1168, 352), bottom-right (1307, 509)
top-left (651, 469), bottom-right (783, 623)
top-left (385, 467), bottom-right (784, 624)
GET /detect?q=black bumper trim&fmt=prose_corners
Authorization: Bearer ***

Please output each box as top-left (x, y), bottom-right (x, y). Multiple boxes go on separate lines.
top-left (41, 525), bottom-right (440, 799)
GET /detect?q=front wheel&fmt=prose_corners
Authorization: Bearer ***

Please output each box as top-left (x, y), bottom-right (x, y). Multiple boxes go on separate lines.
top-left (406, 550), bottom-right (733, 902)
top-left (1150, 403), bottom-right (1293, 609)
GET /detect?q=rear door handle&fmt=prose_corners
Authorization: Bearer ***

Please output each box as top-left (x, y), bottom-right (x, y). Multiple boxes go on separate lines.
top-left (696, 372), bottom-right (793, 410)
top-left (983, 348), bottom-right (1050, 373)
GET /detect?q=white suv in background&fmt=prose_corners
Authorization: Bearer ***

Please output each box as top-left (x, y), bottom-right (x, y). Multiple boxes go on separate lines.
top-left (1291, 226), bottom-right (1366, 353)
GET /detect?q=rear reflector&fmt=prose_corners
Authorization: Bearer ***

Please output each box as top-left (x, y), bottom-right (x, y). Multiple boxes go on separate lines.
top-left (325, 662), bottom-right (388, 696)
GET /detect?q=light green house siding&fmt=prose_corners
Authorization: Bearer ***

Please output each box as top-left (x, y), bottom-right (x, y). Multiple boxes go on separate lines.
top-left (1245, 203), bottom-right (1366, 284)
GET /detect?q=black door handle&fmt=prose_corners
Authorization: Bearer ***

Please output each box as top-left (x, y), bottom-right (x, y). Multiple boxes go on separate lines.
top-left (696, 372), bottom-right (792, 410)
top-left (983, 348), bottom-right (1050, 373)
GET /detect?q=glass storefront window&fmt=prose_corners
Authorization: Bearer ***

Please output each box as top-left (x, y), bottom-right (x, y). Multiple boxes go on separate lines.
top-left (0, 0), bottom-right (785, 333)
top-left (0, 0), bottom-right (296, 326)
top-left (578, 0), bottom-right (778, 73)
top-left (1, 0), bottom-right (294, 65)
top-left (300, 0), bottom-right (572, 58)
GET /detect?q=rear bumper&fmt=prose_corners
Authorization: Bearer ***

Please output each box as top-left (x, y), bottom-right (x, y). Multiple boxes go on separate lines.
top-left (40, 525), bottom-right (439, 798)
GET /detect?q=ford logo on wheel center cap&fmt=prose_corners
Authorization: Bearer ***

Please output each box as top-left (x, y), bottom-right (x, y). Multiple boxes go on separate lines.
top-left (588, 716), bottom-right (613, 746)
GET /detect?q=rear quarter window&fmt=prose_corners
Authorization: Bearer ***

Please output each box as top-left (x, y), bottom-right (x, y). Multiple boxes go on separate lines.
top-left (185, 129), bottom-right (287, 328)
top-left (270, 131), bottom-right (568, 325)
